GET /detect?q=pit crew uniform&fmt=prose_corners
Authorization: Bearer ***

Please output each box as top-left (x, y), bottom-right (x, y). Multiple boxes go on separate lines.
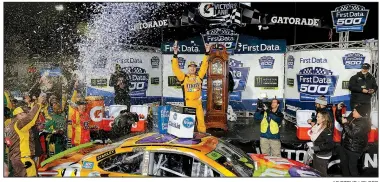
top-left (67, 89), bottom-right (78, 147)
top-left (171, 53), bottom-right (209, 133)
top-left (71, 109), bottom-right (91, 146)
top-left (8, 104), bottom-right (42, 177)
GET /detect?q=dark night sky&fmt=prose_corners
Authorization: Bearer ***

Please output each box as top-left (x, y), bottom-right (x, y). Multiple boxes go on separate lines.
top-left (162, 2), bottom-right (378, 45)
top-left (4, 2), bottom-right (379, 58)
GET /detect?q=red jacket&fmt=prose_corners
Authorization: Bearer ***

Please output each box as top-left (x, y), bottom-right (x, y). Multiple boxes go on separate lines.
top-left (71, 110), bottom-right (91, 146)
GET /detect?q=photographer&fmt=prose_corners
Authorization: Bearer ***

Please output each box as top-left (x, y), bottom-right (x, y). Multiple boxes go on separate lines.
top-left (254, 99), bottom-right (284, 157)
top-left (307, 96), bottom-right (334, 131)
top-left (339, 104), bottom-right (371, 177)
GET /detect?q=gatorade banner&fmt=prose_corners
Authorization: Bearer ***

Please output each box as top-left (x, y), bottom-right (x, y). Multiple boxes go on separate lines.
top-left (285, 49), bottom-right (371, 117)
top-left (162, 35), bottom-right (286, 111)
top-left (84, 51), bottom-right (162, 106)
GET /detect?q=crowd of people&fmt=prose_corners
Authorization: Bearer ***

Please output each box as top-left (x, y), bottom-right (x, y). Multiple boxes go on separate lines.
top-left (3, 78), bottom-right (93, 177)
top-left (4, 63), bottom-right (135, 177)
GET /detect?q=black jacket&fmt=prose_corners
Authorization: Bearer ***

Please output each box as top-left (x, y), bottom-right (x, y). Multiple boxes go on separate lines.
top-left (341, 116), bottom-right (371, 153)
top-left (228, 71), bottom-right (235, 93)
top-left (348, 72), bottom-right (378, 104)
top-left (313, 127), bottom-right (334, 157)
top-left (110, 71), bottom-right (130, 95)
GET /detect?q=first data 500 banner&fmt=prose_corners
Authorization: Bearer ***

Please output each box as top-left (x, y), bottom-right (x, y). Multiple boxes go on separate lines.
top-left (285, 49), bottom-right (371, 116)
top-left (162, 35), bottom-right (286, 111)
top-left (85, 50), bottom-right (162, 105)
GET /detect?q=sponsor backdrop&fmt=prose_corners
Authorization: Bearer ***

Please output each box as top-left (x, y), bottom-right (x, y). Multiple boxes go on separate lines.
top-left (285, 49), bottom-right (371, 117)
top-left (162, 35), bottom-right (286, 111)
top-left (85, 51), bottom-right (163, 106)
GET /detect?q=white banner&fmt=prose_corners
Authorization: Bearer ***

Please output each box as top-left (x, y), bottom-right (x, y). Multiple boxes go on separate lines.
top-left (285, 49), bottom-right (371, 115)
top-left (83, 51), bottom-right (162, 105)
top-left (163, 53), bottom-right (285, 111)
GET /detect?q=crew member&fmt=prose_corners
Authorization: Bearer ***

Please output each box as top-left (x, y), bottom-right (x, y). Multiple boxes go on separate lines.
top-left (308, 96), bottom-right (334, 131)
top-left (348, 63), bottom-right (378, 116)
top-left (4, 107), bottom-right (12, 176)
top-left (110, 64), bottom-right (131, 109)
top-left (7, 95), bottom-right (44, 177)
top-left (171, 42), bottom-right (211, 133)
top-left (45, 103), bottom-right (67, 155)
top-left (71, 100), bottom-right (91, 146)
top-left (67, 80), bottom-right (80, 147)
top-left (339, 104), bottom-right (371, 177)
top-left (254, 99), bottom-right (284, 157)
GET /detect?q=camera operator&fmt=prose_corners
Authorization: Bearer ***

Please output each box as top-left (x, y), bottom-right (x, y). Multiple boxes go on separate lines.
top-left (307, 96), bottom-right (334, 131)
top-left (254, 99), bottom-right (284, 157)
top-left (338, 104), bottom-right (371, 177)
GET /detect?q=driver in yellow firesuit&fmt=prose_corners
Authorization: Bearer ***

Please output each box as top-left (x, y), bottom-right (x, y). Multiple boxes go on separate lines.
top-left (171, 42), bottom-right (211, 133)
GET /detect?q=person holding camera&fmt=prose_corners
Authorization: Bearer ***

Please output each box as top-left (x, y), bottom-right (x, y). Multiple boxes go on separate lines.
top-left (348, 63), bottom-right (377, 116)
top-left (307, 96), bottom-right (334, 131)
top-left (309, 111), bottom-right (334, 177)
top-left (338, 104), bottom-right (371, 177)
top-left (254, 99), bottom-right (284, 157)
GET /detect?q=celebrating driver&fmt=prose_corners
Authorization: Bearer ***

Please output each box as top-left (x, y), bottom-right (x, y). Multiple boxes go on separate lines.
top-left (171, 42), bottom-right (211, 133)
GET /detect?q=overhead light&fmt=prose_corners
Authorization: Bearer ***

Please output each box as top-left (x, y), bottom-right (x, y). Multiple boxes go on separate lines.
top-left (55, 4), bottom-right (64, 11)
top-left (240, 3), bottom-right (251, 7)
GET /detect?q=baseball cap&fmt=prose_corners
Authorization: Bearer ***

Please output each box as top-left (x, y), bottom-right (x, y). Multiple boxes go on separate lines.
top-left (13, 107), bottom-right (25, 116)
top-left (315, 96), bottom-right (327, 105)
top-left (188, 61), bottom-right (197, 67)
top-left (362, 63), bottom-right (371, 70)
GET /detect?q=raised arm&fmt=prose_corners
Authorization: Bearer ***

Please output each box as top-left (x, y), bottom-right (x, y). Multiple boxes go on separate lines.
top-left (17, 103), bottom-right (42, 131)
top-left (172, 42), bottom-right (185, 81)
top-left (198, 55), bottom-right (209, 79)
top-left (198, 44), bottom-right (211, 79)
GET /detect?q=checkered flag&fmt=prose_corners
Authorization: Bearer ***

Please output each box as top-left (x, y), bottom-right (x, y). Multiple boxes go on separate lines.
top-left (226, 9), bottom-right (242, 25)
top-left (181, 8), bottom-right (206, 26)
top-left (241, 8), bottom-right (261, 24)
top-left (181, 8), bottom-right (195, 26)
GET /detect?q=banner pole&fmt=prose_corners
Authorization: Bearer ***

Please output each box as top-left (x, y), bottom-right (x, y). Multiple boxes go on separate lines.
top-left (161, 27), bottom-right (164, 105)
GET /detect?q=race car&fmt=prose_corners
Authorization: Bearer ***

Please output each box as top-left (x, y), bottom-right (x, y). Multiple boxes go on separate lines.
top-left (38, 132), bottom-right (322, 177)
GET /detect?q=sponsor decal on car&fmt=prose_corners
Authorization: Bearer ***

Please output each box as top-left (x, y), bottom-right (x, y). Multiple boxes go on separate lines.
top-left (96, 150), bottom-right (116, 161)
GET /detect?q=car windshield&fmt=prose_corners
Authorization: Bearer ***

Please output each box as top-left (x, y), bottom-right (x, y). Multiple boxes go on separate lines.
top-left (207, 139), bottom-right (254, 177)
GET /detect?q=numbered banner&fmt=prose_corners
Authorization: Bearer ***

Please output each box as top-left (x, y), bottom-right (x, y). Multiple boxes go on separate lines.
top-left (331, 4), bottom-right (370, 33)
top-left (83, 51), bottom-right (162, 106)
top-left (285, 49), bottom-right (371, 116)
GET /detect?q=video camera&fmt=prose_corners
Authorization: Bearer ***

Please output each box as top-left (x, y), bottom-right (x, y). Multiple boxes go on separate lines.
top-left (257, 98), bottom-right (272, 111)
